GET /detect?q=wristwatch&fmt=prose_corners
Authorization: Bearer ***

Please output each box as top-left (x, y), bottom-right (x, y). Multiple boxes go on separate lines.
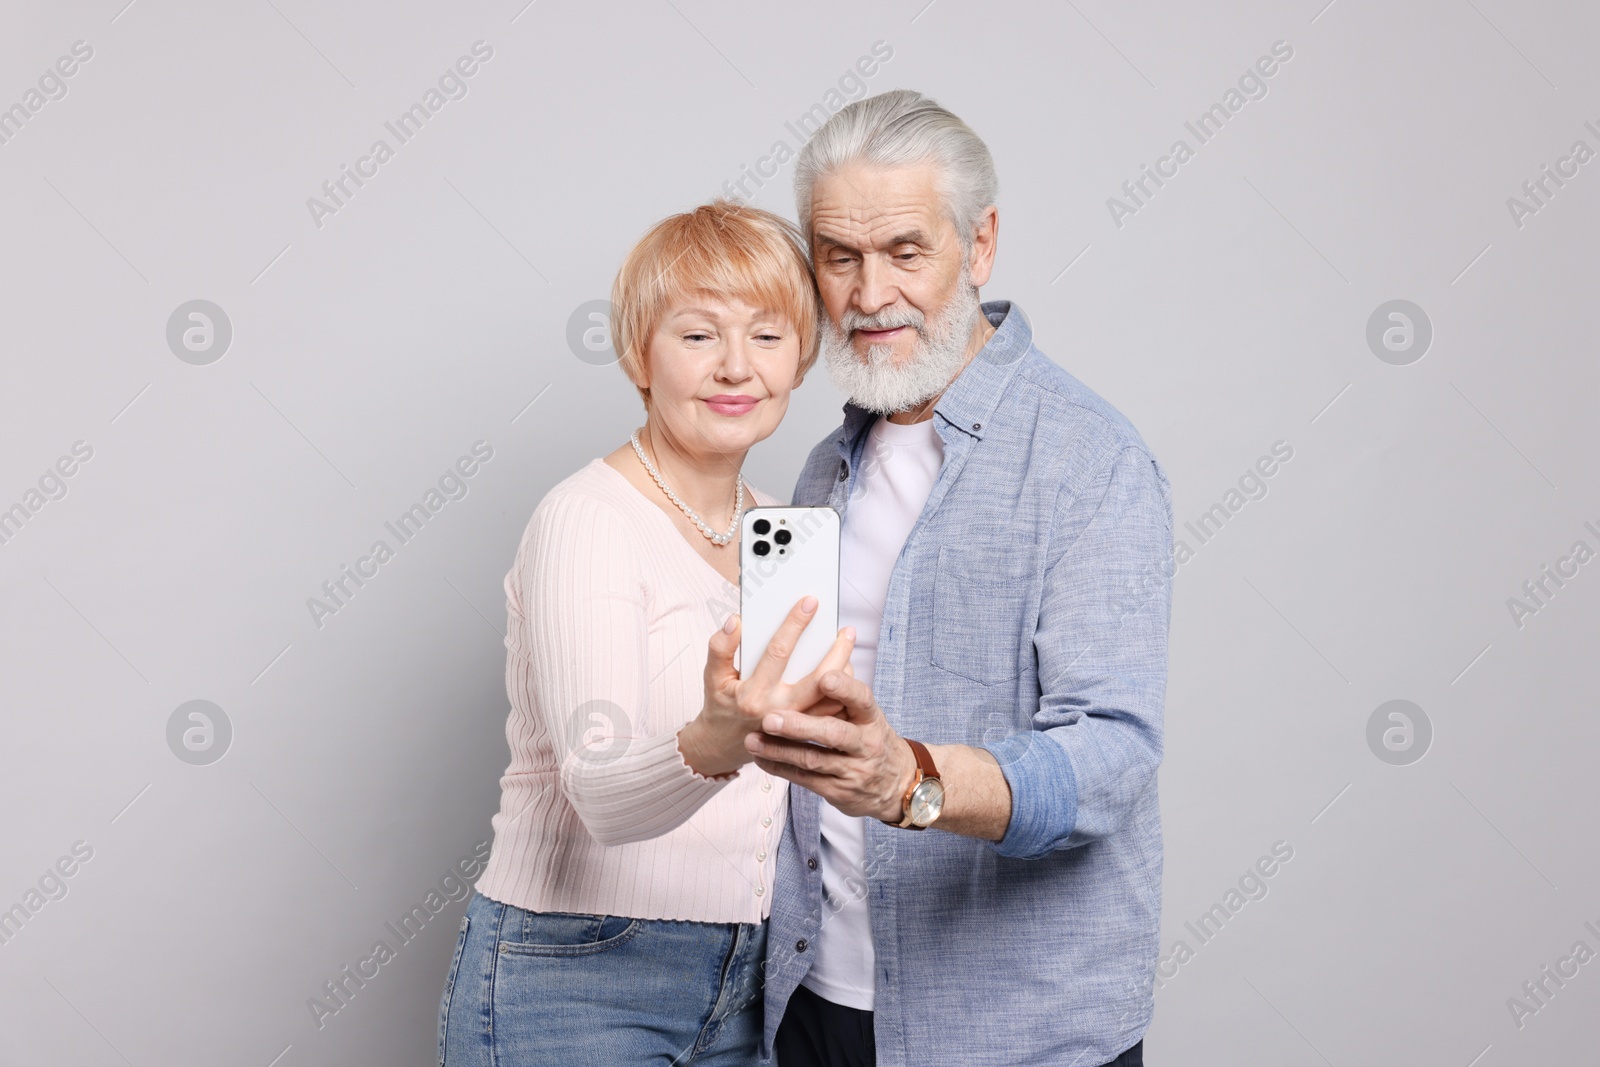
top-left (888, 739), bottom-right (944, 830)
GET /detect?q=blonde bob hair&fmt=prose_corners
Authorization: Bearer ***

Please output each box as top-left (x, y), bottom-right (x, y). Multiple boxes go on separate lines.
top-left (610, 200), bottom-right (819, 409)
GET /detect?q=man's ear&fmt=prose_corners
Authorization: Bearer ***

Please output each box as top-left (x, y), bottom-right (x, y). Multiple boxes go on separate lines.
top-left (967, 205), bottom-right (999, 288)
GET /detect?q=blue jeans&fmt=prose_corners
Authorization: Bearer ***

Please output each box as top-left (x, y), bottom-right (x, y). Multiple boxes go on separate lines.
top-left (439, 891), bottom-right (768, 1066)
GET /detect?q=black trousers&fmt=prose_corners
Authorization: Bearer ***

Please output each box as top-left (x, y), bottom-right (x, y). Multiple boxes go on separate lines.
top-left (774, 983), bottom-right (1145, 1067)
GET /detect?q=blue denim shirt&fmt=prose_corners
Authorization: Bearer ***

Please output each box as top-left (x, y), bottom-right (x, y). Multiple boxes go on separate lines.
top-left (761, 302), bottom-right (1173, 1066)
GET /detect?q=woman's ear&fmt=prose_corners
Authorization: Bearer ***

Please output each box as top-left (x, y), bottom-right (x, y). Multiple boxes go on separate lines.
top-left (792, 348), bottom-right (811, 389)
top-left (632, 343), bottom-right (650, 391)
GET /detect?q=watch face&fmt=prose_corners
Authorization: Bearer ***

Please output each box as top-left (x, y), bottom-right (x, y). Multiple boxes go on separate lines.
top-left (909, 779), bottom-right (944, 827)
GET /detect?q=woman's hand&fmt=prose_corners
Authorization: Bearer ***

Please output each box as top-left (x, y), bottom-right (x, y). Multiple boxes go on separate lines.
top-left (678, 597), bottom-right (856, 778)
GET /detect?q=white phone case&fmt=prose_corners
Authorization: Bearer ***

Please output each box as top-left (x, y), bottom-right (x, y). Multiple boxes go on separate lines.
top-left (737, 506), bottom-right (841, 685)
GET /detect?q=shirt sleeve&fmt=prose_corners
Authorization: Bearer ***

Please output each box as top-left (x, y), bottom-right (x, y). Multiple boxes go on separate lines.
top-left (506, 487), bottom-right (732, 847)
top-left (979, 445), bottom-right (1173, 860)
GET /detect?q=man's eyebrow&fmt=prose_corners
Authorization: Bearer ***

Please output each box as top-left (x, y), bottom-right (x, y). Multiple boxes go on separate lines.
top-left (813, 229), bottom-right (932, 252)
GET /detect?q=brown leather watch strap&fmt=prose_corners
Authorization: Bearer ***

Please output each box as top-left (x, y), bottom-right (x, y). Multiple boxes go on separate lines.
top-left (889, 739), bottom-right (942, 829)
top-left (905, 738), bottom-right (939, 781)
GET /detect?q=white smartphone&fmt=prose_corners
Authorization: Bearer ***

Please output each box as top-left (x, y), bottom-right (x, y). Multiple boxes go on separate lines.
top-left (737, 506), bottom-right (841, 685)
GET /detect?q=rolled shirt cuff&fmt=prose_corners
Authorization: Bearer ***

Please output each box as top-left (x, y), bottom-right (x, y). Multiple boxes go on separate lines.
top-left (979, 730), bottom-right (1079, 860)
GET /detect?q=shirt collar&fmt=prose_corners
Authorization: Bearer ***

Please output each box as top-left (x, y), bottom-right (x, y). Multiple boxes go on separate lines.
top-left (835, 300), bottom-right (1031, 454)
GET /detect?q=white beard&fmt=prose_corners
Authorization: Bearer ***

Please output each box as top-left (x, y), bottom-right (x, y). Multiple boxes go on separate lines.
top-left (820, 275), bottom-right (983, 416)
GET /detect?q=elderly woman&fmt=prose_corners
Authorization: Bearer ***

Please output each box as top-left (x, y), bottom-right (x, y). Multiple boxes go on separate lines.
top-left (438, 201), bottom-right (851, 1066)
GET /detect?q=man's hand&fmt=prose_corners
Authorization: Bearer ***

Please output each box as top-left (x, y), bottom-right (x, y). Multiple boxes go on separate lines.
top-left (744, 668), bottom-right (917, 822)
top-left (679, 599), bottom-right (855, 778)
top-left (749, 667), bottom-right (1017, 840)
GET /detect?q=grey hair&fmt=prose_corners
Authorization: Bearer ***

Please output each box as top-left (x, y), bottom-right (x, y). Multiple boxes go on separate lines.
top-left (793, 89), bottom-right (998, 253)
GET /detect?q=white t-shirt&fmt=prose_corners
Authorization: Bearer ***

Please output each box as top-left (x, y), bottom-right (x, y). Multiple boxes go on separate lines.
top-left (801, 414), bottom-right (944, 1011)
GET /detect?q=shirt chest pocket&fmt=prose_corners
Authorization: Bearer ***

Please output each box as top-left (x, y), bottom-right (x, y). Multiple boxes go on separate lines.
top-left (929, 545), bottom-right (1034, 686)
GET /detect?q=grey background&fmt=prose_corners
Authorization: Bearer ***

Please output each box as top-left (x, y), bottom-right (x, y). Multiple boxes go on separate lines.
top-left (1, 0), bottom-right (1595, 1063)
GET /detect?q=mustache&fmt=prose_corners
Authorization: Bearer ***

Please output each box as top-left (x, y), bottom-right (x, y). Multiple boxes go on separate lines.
top-left (841, 307), bottom-right (926, 333)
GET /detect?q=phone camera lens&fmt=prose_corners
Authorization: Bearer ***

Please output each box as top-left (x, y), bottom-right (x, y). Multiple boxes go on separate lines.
top-left (752, 518), bottom-right (771, 535)
top-left (773, 529), bottom-right (792, 545)
top-left (752, 540), bottom-right (771, 556)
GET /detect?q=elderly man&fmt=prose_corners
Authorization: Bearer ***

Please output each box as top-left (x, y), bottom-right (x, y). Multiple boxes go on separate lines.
top-left (746, 90), bottom-right (1172, 1067)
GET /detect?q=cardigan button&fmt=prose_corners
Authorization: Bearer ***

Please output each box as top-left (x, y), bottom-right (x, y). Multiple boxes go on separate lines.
top-left (796, 939), bottom-right (809, 952)
top-left (807, 857), bottom-right (819, 871)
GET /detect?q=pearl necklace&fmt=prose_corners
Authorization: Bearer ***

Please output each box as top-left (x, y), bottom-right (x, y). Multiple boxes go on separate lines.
top-left (629, 429), bottom-right (744, 546)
